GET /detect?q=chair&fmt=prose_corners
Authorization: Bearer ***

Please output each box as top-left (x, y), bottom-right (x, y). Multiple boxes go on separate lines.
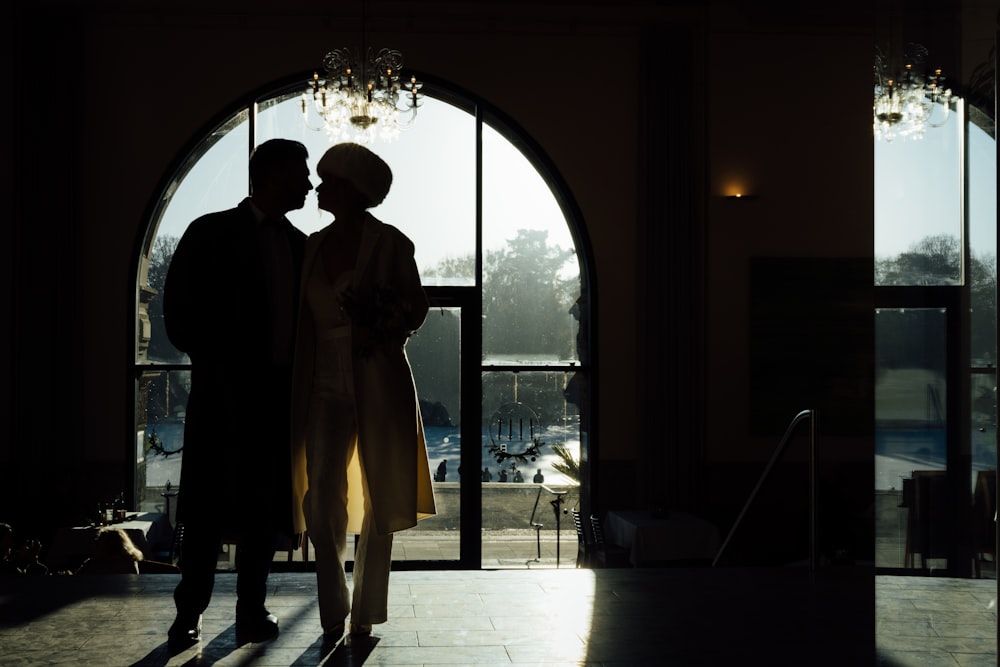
top-left (589, 514), bottom-right (630, 567)
top-left (974, 470), bottom-right (996, 577)
top-left (526, 489), bottom-right (545, 566)
top-left (276, 530), bottom-right (310, 563)
top-left (146, 521), bottom-right (183, 565)
top-left (169, 522), bottom-right (184, 565)
top-left (903, 470), bottom-right (949, 569)
top-left (571, 508), bottom-right (594, 568)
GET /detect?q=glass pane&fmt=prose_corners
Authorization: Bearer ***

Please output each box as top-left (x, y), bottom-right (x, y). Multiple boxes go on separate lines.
top-left (874, 101), bottom-right (964, 286)
top-left (136, 369), bottom-right (188, 522)
top-left (972, 369), bottom-right (996, 490)
top-left (140, 234), bottom-right (185, 364)
top-left (396, 306), bottom-right (462, 561)
top-left (875, 308), bottom-right (947, 569)
top-left (482, 126), bottom-right (581, 362)
top-left (969, 119), bottom-right (998, 367)
top-left (481, 371), bottom-right (581, 568)
top-left (139, 113), bottom-right (250, 364)
top-left (257, 94), bottom-right (477, 286)
top-left (968, 115), bottom-right (997, 579)
top-left (154, 112), bottom-right (251, 241)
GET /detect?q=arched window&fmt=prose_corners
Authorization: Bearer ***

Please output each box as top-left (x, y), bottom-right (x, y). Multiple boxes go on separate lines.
top-left (874, 96), bottom-right (997, 577)
top-left (133, 76), bottom-right (594, 569)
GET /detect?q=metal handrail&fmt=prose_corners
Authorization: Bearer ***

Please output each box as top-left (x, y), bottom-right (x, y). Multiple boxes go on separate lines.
top-left (712, 409), bottom-right (817, 569)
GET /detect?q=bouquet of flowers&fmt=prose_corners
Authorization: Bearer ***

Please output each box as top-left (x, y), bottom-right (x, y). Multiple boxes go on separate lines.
top-left (339, 283), bottom-right (410, 358)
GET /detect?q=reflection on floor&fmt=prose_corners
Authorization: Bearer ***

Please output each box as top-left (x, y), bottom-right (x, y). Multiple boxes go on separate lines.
top-left (877, 575), bottom-right (996, 667)
top-left (0, 568), bottom-right (994, 666)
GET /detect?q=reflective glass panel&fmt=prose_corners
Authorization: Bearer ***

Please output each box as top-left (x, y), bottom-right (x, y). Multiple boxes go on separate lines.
top-left (968, 116), bottom-right (997, 579)
top-left (874, 308), bottom-right (947, 569)
top-left (139, 112), bottom-right (249, 365)
top-left (136, 369), bottom-right (189, 519)
top-left (874, 101), bottom-right (964, 286)
top-left (968, 120), bottom-right (998, 366)
top-left (482, 126), bottom-right (581, 363)
top-left (481, 371), bottom-right (581, 567)
top-left (398, 306), bottom-right (462, 561)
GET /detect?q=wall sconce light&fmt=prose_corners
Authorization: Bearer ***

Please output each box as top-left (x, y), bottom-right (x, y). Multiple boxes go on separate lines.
top-left (720, 175), bottom-right (758, 200)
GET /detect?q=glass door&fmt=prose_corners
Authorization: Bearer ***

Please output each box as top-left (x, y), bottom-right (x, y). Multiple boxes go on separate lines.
top-left (873, 292), bottom-right (976, 577)
top-left (874, 305), bottom-right (953, 571)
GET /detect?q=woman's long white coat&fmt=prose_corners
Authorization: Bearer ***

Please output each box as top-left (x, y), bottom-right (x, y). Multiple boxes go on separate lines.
top-left (290, 215), bottom-right (436, 536)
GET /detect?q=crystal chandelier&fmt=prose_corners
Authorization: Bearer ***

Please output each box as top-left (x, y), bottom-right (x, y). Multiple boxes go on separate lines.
top-left (873, 43), bottom-right (953, 142)
top-left (302, 46), bottom-right (422, 144)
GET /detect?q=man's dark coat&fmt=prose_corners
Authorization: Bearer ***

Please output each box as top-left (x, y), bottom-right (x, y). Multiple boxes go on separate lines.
top-left (164, 199), bottom-right (306, 536)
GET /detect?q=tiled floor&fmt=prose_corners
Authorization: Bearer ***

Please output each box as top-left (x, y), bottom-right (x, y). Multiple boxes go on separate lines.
top-left (0, 565), bottom-right (994, 666)
top-left (876, 575), bottom-right (997, 667)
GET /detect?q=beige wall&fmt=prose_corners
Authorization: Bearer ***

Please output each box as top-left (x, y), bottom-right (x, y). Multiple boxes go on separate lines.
top-left (706, 24), bottom-right (875, 464)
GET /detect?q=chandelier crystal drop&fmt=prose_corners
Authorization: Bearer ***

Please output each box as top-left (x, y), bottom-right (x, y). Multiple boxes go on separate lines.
top-left (873, 43), bottom-right (953, 142)
top-left (303, 47), bottom-right (422, 143)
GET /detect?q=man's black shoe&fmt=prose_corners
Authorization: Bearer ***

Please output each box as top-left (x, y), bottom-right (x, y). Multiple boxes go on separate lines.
top-left (235, 611), bottom-right (279, 644)
top-left (167, 613), bottom-right (202, 650)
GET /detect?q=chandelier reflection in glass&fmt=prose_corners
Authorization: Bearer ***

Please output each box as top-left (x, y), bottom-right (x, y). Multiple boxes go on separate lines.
top-left (873, 43), bottom-right (953, 142)
top-left (302, 47), bottom-right (422, 143)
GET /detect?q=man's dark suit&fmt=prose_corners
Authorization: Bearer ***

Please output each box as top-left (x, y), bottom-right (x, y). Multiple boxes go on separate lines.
top-left (163, 197), bottom-right (306, 619)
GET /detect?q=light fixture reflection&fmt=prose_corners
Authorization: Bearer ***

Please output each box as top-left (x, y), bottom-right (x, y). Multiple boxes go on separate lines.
top-left (873, 43), bottom-right (953, 142)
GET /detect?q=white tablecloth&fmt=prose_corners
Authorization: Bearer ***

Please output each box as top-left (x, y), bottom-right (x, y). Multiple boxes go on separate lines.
top-left (603, 509), bottom-right (721, 566)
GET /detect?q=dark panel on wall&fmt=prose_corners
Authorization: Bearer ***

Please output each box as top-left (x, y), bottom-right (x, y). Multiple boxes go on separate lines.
top-left (748, 257), bottom-right (874, 436)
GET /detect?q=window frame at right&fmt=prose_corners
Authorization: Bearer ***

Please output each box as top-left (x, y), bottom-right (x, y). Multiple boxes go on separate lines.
top-left (874, 96), bottom-right (997, 578)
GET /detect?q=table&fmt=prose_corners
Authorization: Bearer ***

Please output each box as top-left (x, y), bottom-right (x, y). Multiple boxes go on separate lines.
top-left (46, 512), bottom-right (172, 571)
top-left (603, 509), bottom-right (721, 566)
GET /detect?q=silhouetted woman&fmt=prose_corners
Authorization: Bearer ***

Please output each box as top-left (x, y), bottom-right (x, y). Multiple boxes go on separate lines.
top-left (290, 143), bottom-right (436, 642)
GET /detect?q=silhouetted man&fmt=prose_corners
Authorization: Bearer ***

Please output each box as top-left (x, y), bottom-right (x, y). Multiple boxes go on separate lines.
top-left (163, 139), bottom-right (311, 648)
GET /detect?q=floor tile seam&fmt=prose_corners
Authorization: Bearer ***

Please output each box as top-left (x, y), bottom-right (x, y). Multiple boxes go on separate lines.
top-left (926, 613), bottom-right (1000, 623)
top-left (913, 605), bottom-right (998, 614)
top-left (926, 626), bottom-right (999, 639)
top-left (949, 649), bottom-right (1000, 657)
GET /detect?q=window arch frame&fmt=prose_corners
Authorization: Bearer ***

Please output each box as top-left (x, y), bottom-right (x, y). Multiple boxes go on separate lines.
top-left (130, 70), bottom-right (598, 569)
